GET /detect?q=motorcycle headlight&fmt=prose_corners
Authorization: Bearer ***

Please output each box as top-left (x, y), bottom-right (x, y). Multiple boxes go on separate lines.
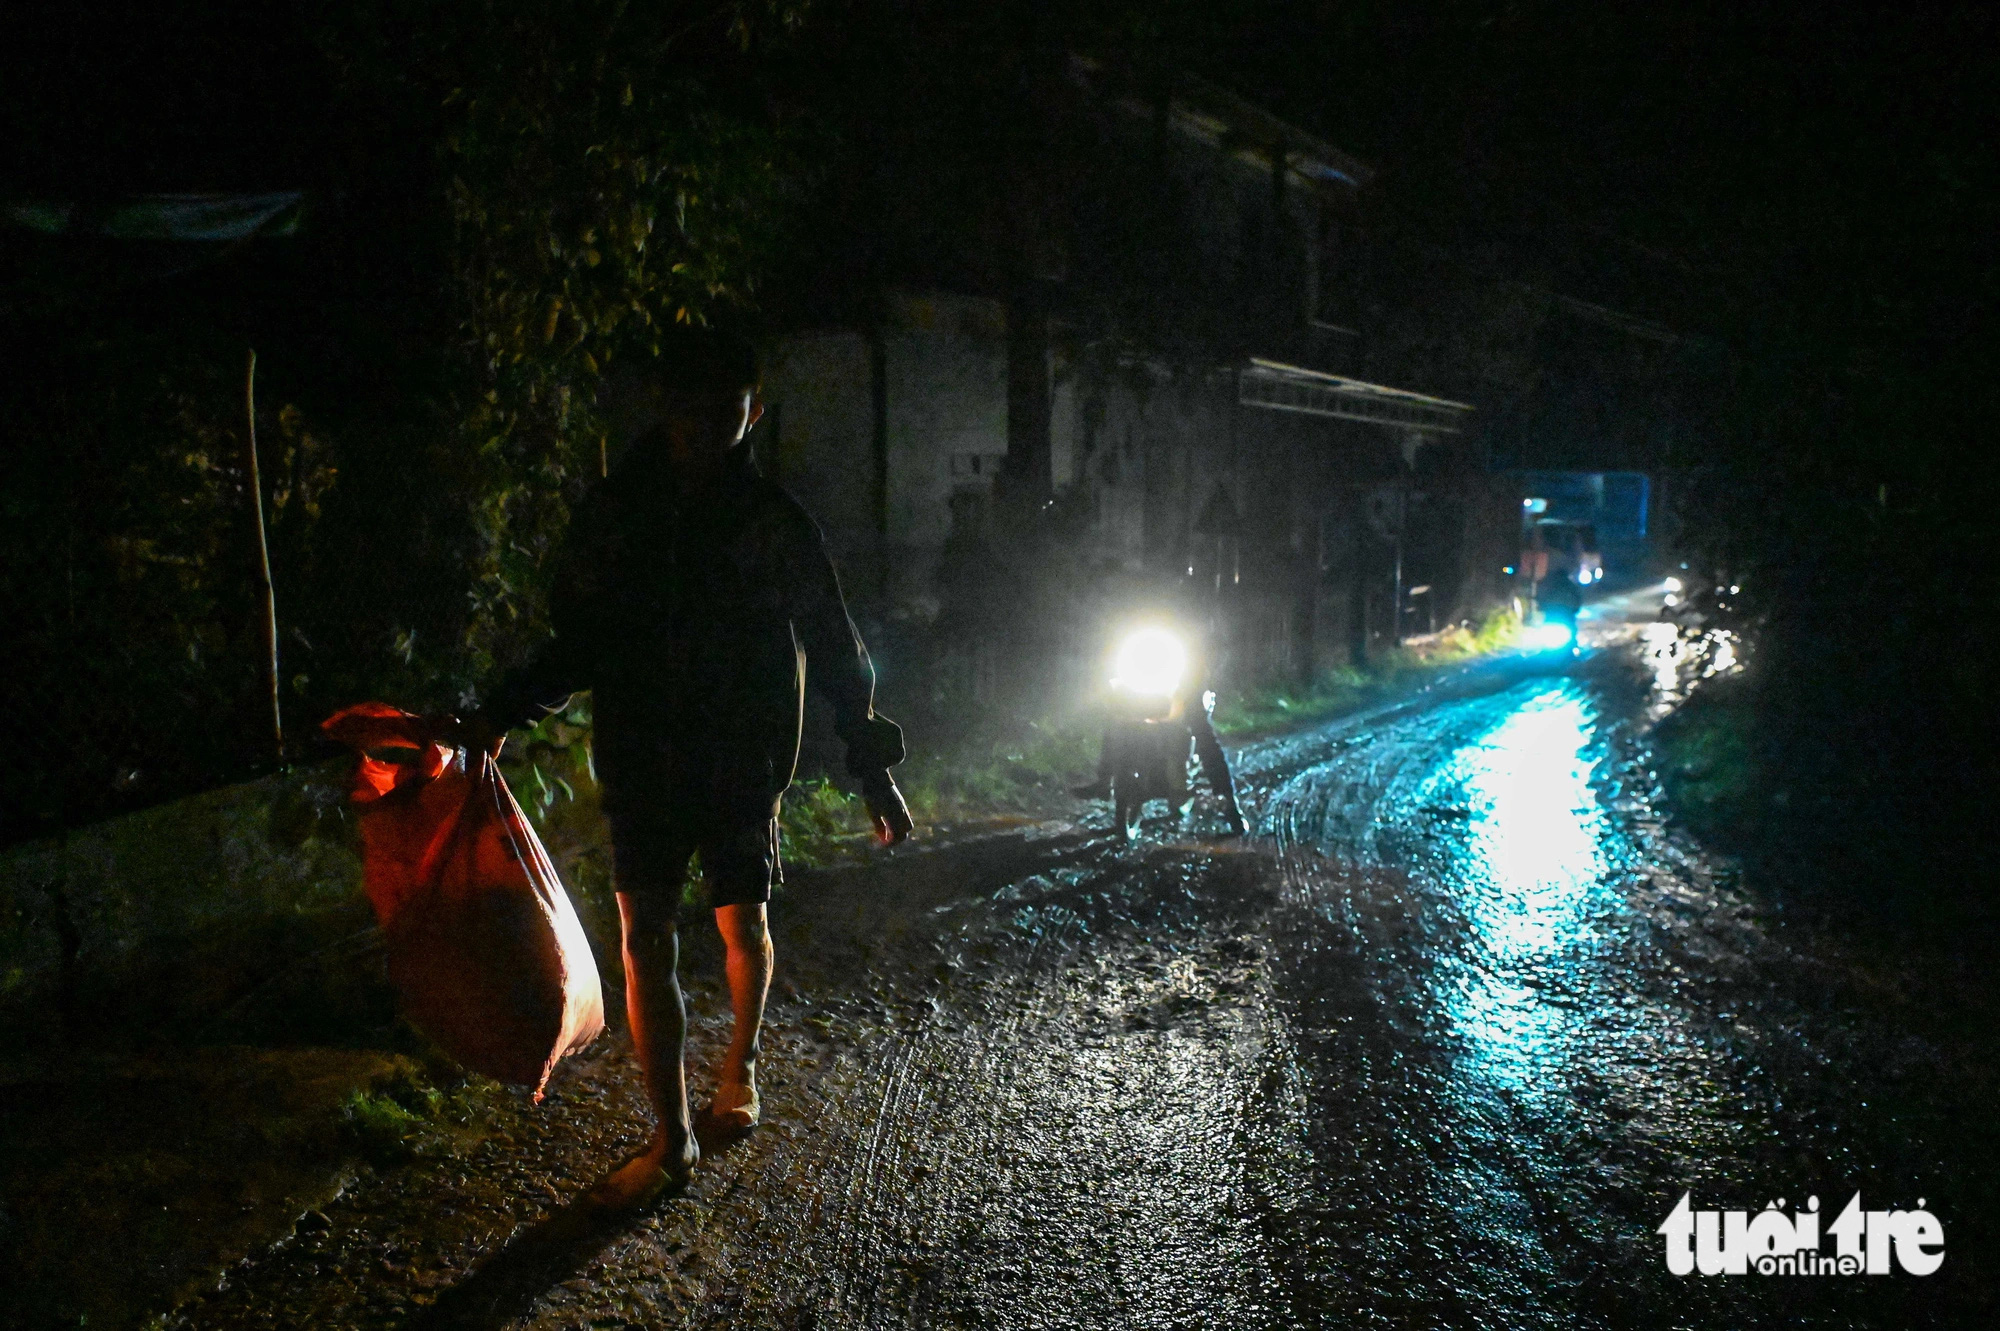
top-left (1111, 627), bottom-right (1187, 698)
top-left (1530, 620), bottom-right (1574, 650)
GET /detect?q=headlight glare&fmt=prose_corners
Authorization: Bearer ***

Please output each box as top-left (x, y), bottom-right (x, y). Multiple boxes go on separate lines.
top-left (1530, 620), bottom-right (1574, 650)
top-left (1111, 627), bottom-right (1188, 697)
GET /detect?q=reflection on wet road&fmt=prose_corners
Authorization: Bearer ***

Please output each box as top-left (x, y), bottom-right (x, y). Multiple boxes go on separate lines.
top-left (188, 634), bottom-right (1992, 1330)
top-left (1439, 689), bottom-right (1610, 1106)
top-left (1264, 673), bottom-right (1720, 1323)
top-left (1253, 657), bottom-right (1987, 1328)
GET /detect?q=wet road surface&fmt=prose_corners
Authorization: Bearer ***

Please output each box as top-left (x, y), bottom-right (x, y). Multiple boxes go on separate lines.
top-left (185, 604), bottom-right (1995, 1329)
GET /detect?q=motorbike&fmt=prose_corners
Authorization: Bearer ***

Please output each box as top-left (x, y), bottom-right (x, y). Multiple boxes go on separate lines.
top-left (1101, 625), bottom-right (1199, 841)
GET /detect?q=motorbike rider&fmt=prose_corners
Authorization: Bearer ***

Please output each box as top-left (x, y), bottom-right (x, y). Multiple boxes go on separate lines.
top-left (1072, 597), bottom-right (1250, 837)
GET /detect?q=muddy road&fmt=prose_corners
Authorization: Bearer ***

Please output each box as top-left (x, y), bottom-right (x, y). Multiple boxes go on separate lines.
top-left (185, 617), bottom-right (1994, 1329)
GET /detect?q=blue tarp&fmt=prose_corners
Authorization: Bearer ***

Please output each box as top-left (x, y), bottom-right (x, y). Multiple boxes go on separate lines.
top-left (4, 192), bottom-right (303, 241)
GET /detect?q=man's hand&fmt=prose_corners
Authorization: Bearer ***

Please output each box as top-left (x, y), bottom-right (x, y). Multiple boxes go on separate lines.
top-left (860, 770), bottom-right (914, 846)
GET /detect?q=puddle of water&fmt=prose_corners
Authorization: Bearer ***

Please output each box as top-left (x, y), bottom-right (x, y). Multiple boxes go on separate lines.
top-left (1425, 688), bottom-right (1610, 1099)
top-left (1638, 621), bottom-right (1743, 721)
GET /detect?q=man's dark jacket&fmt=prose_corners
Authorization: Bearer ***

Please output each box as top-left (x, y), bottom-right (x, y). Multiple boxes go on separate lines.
top-left (486, 445), bottom-right (903, 818)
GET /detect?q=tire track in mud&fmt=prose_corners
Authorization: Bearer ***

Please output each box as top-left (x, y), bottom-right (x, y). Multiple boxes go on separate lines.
top-left (355, 827), bottom-right (1310, 1331)
top-left (1257, 690), bottom-right (1570, 1324)
top-left (650, 843), bottom-right (1304, 1330)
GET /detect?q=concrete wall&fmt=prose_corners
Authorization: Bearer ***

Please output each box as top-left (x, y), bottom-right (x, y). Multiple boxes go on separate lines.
top-left (883, 291), bottom-right (1008, 549)
top-left (762, 330), bottom-right (876, 570)
top-left (1085, 74), bottom-right (1328, 364)
top-left (762, 292), bottom-right (1011, 614)
top-left (764, 290), bottom-right (1508, 694)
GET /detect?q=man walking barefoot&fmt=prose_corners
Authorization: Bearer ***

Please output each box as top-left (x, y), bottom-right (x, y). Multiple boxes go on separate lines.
top-left (474, 329), bottom-right (912, 1208)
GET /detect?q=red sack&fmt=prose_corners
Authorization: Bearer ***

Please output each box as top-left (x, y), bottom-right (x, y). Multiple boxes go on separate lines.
top-left (322, 703), bottom-right (604, 1099)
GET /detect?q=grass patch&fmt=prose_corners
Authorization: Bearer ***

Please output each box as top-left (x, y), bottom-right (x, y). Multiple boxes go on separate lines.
top-left (899, 718), bottom-right (1100, 820)
top-left (1652, 669), bottom-right (1767, 848)
top-left (777, 719), bottom-right (1101, 865)
top-left (777, 776), bottom-right (877, 868)
top-left (1656, 691), bottom-right (1759, 818)
top-left (1212, 664), bottom-right (1375, 735)
top-left (338, 1065), bottom-right (495, 1165)
top-left (1213, 606), bottom-right (1523, 737)
top-left (340, 1086), bottom-right (434, 1164)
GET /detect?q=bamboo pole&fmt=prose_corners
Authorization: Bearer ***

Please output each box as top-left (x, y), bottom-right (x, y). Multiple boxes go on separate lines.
top-left (244, 348), bottom-right (283, 763)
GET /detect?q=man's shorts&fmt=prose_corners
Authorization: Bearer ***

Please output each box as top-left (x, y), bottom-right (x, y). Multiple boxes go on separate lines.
top-left (607, 801), bottom-right (781, 914)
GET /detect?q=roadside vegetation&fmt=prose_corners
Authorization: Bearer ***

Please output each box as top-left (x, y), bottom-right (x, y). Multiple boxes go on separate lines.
top-left (1212, 606), bottom-right (1522, 736)
top-left (4, 1), bottom-right (816, 849)
top-left (1651, 671), bottom-right (1762, 843)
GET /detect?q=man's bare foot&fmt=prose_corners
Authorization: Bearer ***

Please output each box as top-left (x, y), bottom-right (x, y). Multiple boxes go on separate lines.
top-left (583, 1135), bottom-right (698, 1211)
top-left (705, 1072), bottom-right (761, 1130)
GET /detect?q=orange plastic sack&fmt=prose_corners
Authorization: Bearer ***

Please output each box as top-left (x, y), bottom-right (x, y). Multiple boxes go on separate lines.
top-left (322, 703), bottom-right (604, 1098)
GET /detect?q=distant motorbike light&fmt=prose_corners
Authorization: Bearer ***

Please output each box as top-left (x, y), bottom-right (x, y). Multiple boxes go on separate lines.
top-left (1530, 620), bottom-right (1574, 651)
top-left (1111, 627), bottom-right (1188, 697)
top-left (1663, 576), bottom-right (1683, 593)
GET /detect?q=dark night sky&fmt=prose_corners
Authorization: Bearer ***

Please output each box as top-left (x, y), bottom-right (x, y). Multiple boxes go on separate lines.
top-left (1190, 1), bottom-right (1996, 368)
top-left (4, 2), bottom-right (1992, 385)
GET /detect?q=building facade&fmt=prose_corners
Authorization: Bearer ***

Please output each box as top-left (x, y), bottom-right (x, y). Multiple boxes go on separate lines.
top-left (759, 54), bottom-right (1508, 718)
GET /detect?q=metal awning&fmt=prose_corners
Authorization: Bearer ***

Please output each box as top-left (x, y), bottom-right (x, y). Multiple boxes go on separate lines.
top-left (1238, 358), bottom-right (1473, 435)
